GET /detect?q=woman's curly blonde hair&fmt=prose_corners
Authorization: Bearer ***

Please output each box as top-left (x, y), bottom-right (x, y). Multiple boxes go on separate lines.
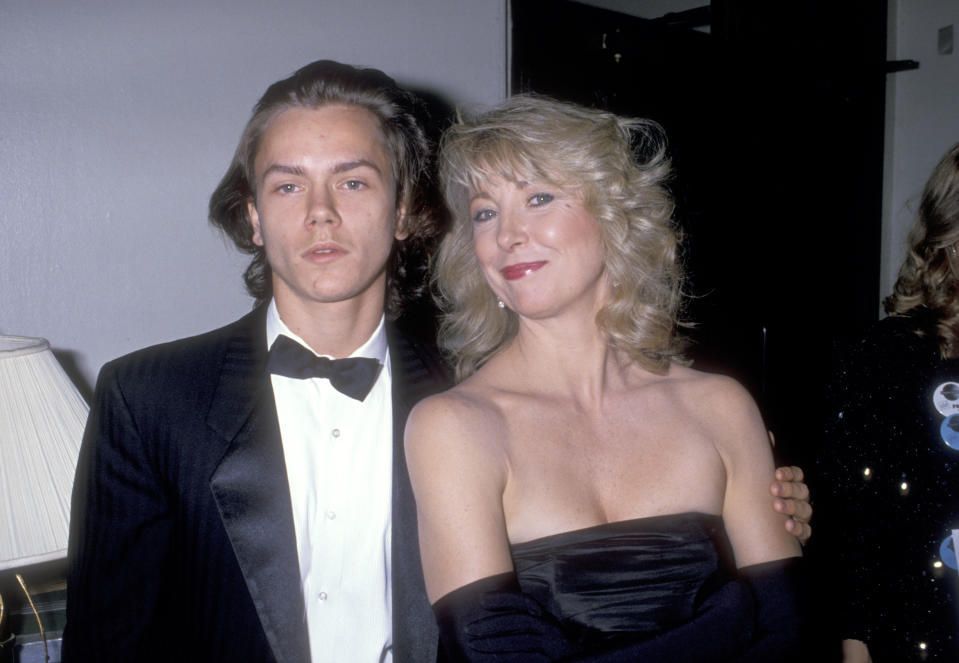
top-left (434, 94), bottom-right (687, 381)
top-left (885, 142), bottom-right (959, 358)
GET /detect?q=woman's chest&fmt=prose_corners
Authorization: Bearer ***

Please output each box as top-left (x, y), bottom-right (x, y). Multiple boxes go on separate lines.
top-left (500, 410), bottom-right (727, 542)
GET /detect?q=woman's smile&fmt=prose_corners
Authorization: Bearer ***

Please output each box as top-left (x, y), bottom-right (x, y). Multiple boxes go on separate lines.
top-left (499, 261), bottom-right (548, 281)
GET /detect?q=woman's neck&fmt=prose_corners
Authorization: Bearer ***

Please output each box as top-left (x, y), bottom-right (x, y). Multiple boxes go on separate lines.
top-left (494, 318), bottom-right (639, 408)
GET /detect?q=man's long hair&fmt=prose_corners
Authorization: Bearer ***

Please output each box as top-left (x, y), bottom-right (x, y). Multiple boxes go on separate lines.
top-left (208, 60), bottom-right (445, 318)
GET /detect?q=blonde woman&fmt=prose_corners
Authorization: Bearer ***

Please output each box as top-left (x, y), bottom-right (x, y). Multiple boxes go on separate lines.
top-left (406, 95), bottom-right (806, 661)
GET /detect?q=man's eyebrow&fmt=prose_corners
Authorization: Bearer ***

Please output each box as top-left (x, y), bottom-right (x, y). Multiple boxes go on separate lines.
top-left (332, 159), bottom-right (383, 175)
top-left (259, 159), bottom-right (383, 181)
top-left (260, 163), bottom-right (306, 179)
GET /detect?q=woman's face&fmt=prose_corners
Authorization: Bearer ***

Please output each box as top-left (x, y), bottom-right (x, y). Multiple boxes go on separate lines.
top-left (468, 175), bottom-right (609, 322)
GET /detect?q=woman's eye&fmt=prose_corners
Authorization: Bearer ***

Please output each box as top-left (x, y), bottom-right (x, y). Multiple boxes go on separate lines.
top-left (472, 208), bottom-right (496, 223)
top-left (277, 183), bottom-right (298, 194)
top-left (529, 193), bottom-right (554, 207)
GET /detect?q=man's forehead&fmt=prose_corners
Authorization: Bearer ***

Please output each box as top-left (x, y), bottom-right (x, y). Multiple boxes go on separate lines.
top-left (254, 104), bottom-right (394, 177)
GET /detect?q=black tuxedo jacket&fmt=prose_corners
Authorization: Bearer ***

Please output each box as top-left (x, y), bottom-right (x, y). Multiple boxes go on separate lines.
top-left (63, 306), bottom-right (449, 663)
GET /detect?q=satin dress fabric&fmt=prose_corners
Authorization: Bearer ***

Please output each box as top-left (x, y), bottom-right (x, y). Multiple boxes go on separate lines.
top-left (509, 512), bottom-right (746, 650)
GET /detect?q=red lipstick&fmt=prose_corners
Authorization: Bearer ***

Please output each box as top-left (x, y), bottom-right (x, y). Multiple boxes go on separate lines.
top-left (500, 261), bottom-right (547, 281)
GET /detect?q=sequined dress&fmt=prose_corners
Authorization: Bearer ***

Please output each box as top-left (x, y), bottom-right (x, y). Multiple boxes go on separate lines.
top-left (820, 313), bottom-right (959, 660)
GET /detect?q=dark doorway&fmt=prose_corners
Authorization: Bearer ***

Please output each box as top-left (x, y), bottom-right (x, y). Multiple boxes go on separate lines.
top-left (511, 0), bottom-right (887, 473)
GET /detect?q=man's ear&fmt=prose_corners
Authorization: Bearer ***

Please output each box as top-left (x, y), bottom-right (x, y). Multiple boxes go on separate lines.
top-left (394, 203), bottom-right (409, 241)
top-left (248, 200), bottom-right (264, 247)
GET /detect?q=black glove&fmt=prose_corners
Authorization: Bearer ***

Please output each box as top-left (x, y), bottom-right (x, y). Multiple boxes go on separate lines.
top-left (734, 556), bottom-right (806, 662)
top-left (433, 572), bottom-right (578, 662)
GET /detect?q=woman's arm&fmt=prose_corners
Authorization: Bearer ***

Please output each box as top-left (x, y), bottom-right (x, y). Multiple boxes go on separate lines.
top-left (404, 392), bottom-right (515, 603)
top-left (407, 392), bottom-right (573, 662)
top-left (706, 376), bottom-right (805, 659)
top-left (711, 377), bottom-right (803, 567)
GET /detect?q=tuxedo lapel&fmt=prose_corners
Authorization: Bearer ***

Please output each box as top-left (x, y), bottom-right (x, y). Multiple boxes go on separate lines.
top-left (201, 316), bottom-right (445, 663)
top-left (208, 309), bottom-right (311, 663)
top-left (388, 326), bottom-right (450, 663)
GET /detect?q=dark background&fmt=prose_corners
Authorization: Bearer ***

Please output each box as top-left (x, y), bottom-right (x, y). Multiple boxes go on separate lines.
top-left (512, 0), bottom-right (888, 474)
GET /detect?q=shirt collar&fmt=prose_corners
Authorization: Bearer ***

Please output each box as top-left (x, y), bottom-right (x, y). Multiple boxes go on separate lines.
top-left (265, 298), bottom-right (388, 363)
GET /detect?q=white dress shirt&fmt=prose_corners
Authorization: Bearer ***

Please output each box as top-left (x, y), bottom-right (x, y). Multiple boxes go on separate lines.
top-left (266, 300), bottom-right (394, 663)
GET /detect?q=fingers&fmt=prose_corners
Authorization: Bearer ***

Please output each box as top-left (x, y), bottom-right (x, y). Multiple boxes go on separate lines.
top-left (770, 466), bottom-right (805, 500)
top-left (774, 465), bottom-right (804, 483)
top-left (784, 517), bottom-right (812, 546)
top-left (777, 499), bottom-right (812, 544)
top-left (770, 464), bottom-right (813, 545)
top-left (770, 479), bottom-right (810, 501)
top-left (775, 497), bottom-right (813, 522)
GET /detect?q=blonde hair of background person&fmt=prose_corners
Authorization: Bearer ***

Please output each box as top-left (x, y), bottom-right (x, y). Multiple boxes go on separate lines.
top-left (885, 141), bottom-right (959, 358)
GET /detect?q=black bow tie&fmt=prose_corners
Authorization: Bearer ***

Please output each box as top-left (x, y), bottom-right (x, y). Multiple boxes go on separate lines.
top-left (268, 335), bottom-right (382, 401)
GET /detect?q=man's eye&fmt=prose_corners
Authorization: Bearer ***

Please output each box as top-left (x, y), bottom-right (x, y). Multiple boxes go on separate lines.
top-left (472, 209), bottom-right (496, 223)
top-left (277, 183), bottom-right (297, 193)
top-left (344, 180), bottom-right (366, 190)
top-left (529, 193), bottom-right (554, 207)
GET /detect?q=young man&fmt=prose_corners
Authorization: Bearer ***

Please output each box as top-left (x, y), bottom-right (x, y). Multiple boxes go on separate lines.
top-left (63, 60), bottom-right (448, 663)
top-left (64, 60), bottom-right (810, 663)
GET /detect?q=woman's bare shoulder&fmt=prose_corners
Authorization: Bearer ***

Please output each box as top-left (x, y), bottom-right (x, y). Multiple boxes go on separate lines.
top-left (653, 365), bottom-right (765, 445)
top-left (405, 378), bottom-right (510, 469)
top-left (409, 377), bottom-right (504, 431)
top-left (654, 364), bottom-right (755, 410)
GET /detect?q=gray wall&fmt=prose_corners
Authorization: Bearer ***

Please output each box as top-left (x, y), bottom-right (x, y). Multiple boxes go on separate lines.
top-left (0, 0), bottom-right (507, 394)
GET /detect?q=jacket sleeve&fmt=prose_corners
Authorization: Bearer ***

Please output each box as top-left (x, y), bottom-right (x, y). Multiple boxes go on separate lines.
top-left (62, 361), bottom-right (174, 663)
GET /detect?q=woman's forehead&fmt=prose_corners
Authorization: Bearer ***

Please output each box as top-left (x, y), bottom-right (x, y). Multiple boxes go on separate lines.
top-left (463, 158), bottom-right (571, 194)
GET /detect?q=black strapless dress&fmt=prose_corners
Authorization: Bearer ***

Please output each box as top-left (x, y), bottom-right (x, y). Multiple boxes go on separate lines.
top-left (434, 511), bottom-right (803, 662)
top-left (510, 512), bottom-right (747, 651)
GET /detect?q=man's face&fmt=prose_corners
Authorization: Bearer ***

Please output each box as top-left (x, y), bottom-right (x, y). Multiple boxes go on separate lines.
top-left (248, 104), bottom-right (406, 316)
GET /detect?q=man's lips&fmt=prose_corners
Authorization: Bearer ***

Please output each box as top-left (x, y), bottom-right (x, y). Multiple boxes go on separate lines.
top-left (500, 261), bottom-right (547, 281)
top-left (303, 243), bottom-right (345, 263)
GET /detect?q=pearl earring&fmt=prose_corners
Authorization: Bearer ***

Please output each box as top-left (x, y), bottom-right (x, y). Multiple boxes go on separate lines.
top-left (497, 298), bottom-right (505, 309)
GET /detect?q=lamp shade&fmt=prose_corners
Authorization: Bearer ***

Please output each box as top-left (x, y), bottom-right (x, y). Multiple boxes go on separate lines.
top-left (0, 336), bottom-right (88, 571)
